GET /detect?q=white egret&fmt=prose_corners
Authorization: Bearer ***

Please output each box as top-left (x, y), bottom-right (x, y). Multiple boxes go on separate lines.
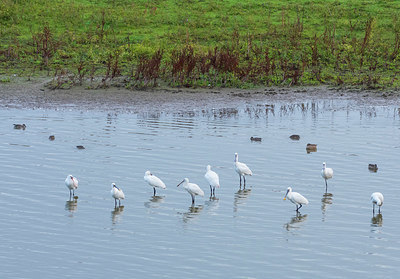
top-left (144, 171), bottom-right (166, 196)
top-left (204, 165), bottom-right (220, 196)
top-left (177, 178), bottom-right (204, 205)
top-left (371, 192), bottom-right (384, 214)
top-left (65, 175), bottom-right (78, 198)
top-left (111, 183), bottom-right (125, 207)
top-left (284, 187), bottom-right (309, 212)
top-left (234, 153), bottom-right (252, 186)
top-left (321, 162), bottom-right (333, 191)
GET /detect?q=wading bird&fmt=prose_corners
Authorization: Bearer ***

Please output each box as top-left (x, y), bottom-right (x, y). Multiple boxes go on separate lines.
top-left (111, 183), bottom-right (125, 207)
top-left (144, 171), bottom-right (166, 196)
top-left (371, 192), bottom-right (384, 214)
top-left (234, 153), bottom-right (252, 187)
top-left (283, 187), bottom-right (309, 212)
top-left (321, 162), bottom-right (333, 191)
top-left (65, 175), bottom-right (78, 198)
top-left (204, 165), bottom-right (220, 196)
top-left (177, 178), bottom-right (204, 205)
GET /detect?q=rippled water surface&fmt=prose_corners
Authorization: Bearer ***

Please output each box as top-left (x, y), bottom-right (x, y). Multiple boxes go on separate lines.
top-left (1, 98), bottom-right (400, 278)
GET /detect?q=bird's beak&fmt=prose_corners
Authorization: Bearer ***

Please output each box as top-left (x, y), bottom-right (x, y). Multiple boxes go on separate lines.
top-left (177, 180), bottom-right (184, 187)
top-left (283, 197), bottom-right (286, 200)
top-left (283, 190), bottom-right (288, 200)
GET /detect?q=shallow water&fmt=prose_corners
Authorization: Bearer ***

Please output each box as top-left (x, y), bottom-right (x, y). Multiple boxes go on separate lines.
top-left (1, 97), bottom-right (400, 278)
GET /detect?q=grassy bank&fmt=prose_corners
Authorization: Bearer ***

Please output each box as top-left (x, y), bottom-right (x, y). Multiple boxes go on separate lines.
top-left (1, 0), bottom-right (400, 89)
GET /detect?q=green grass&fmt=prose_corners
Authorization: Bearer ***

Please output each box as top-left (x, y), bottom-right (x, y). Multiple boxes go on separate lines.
top-left (1, 0), bottom-right (400, 88)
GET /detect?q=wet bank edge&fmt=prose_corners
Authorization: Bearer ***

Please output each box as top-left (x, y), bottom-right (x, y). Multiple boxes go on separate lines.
top-left (1, 78), bottom-right (400, 112)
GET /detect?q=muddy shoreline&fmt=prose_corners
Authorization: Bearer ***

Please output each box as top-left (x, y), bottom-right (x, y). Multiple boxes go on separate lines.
top-left (1, 78), bottom-right (400, 112)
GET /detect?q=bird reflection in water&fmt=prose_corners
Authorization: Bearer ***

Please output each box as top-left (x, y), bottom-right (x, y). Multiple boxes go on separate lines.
top-left (205, 196), bottom-right (219, 213)
top-left (371, 213), bottom-right (383, 227)
top-left (181, 205), bottom-right (204, 223)
top-left (65, 199), bottom-right (78, 217)
top-left (284, 213), bottom-right (308, 231)
top-left (321, 192), bottom-right (333, 221)
top-left (111, 206), bottom-right (125, 225)
top-left (233, 188), bottom-right (251, 213)
top-left (144, 195), bottom-right (165, 209)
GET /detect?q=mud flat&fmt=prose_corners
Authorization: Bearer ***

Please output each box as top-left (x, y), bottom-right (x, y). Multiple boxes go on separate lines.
top-left (1, 79), bottom-right (399, 112)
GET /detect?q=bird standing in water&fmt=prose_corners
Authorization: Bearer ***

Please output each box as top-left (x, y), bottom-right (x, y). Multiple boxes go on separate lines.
top-left (111, 183), bottom-right (125, 207)
top-left (234, 153), bottom-right (252, 187)
top-left (177, 178), bottom-right (204, 205)
top-left (321, 162), bottom-right (333, 192)
top-left (371, 192), bottom-right (384, 214)
top-left (65, 175), bottom-right (78, 199)
top-left (144, 171), bottom-right (166, 196)
top-left (284, 187), bottom-right (309, 212)
top-left (204, 165), bottom-right (220, 196)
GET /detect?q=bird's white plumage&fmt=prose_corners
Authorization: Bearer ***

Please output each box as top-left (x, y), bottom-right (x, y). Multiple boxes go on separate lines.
top-left (234, 153), bottom-right (252, 176)
top-left (144, 171), bottom-right (166, 189)
top-left (284, 187), bottom-right (308, 210)
top-left (321, 162), bottom-right (333, 180)
top-left (65, 175), bottom-right (78, 190)
top-left (178, 178), bottom-right (204, 203)
top-left (111, 183), bottom-right (125, 200)
top-left (371, 192), bottom-right (384, 206)
top-left (204, 165), bottom-right (220, 188)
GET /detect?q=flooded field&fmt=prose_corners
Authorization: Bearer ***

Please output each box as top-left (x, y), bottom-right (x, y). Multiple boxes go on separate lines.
top-left (1, 88), bottom-right (400, 278)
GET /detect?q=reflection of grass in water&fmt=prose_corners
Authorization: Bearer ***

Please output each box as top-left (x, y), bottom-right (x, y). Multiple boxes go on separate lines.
top-left (2, 1), bottom-right (400, 87)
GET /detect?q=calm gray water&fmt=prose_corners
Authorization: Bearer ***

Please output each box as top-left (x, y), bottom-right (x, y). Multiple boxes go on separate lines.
top-left (1, 98), bottom-right (400, 278)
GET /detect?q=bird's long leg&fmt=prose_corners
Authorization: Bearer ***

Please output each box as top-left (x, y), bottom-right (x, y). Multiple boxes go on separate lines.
top-left (325, 180), bottom-right (328, 192)
top-left (296, 205), bottom-right (299, 212)
top-left (378, 205), bottom-right (381, 214)
top-left (191, 195), bottom-right (195, 205)
top-left (210, 185), bottom-right (212, 195)
top-left (298, 204), bottom-right (303, 210)
top-left (153, 187), bottom-right (156, 196)
top-left (213, 187), bottom-right (215, 197)
top-left (119, 199), bottom-right (121, 207)
top-left (239, 175), bottom-right (242, 186)
top-left (72, 189), bottom-right (75, 197)
top-left (114, 199), bottom-right (117, 208)
top-left (372, 204), bottom-right (375, 215)
top-left (69, 189), bottom-right (72, 200)
top-left (243, 176), bottom-right (246, 187)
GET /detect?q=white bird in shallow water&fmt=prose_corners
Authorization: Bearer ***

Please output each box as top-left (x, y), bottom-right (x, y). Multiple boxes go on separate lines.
top-left (321, 162), bottom-right (333, 191)
top-left (371, 192), bottom-right (384, 214)
top-left (177, 178), bottom-right (204, 205)
top-left (234, 153), bottom-right (252, 187)
top-left (204, 165), bottom-right (220, 196)
top-left (111, 183), bottom-right (125, 207)
top-left (65, 175), bottom-right (78, 198)
top-left (144, 171), bottom-right (166, 196)
top-left (284, 187), bottom-right (309, 212)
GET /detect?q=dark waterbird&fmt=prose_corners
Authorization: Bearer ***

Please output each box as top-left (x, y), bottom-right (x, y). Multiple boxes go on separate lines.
top-left (289, 134), bottom-right (300, 140)
top-left (306, 143), bottom-right (317, 153)
top-left (250, 136), bottom-right (262, 142)
top-left (13, 124), bottom-right (26, 130)
top-left (368, 164), bottom-right (378, 172)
